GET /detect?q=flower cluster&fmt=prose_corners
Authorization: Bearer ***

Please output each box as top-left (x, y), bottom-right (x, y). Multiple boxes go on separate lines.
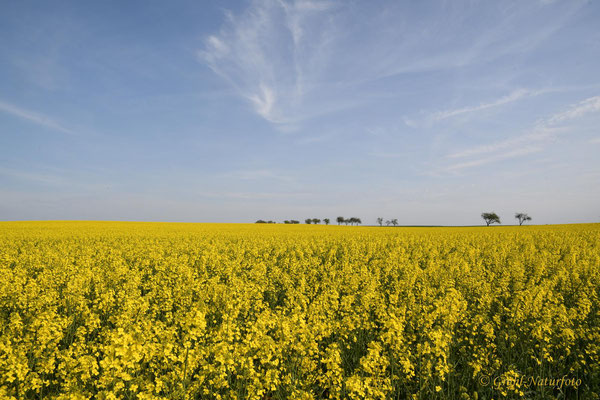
top-left (0, 221), bottom-right (598, 398)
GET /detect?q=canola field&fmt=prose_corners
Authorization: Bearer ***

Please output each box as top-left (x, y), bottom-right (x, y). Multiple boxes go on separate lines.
top-left (1, 221), bottom-right (599, 399)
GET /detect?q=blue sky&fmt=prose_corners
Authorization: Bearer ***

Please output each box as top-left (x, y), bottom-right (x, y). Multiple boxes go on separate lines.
top-left (1, 0), bottom-right (599, 225)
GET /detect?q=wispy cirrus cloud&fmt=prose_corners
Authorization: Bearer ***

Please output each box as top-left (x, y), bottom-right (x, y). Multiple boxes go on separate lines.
top-left (432, 89), bottom-right (540, 121)
top-left (543, 96), bottom-right (600, 125)
top-left (0, 100), bottom-right (75, 135)
top-left (438, 95), bottom-right (600, 172)
top-left (443, 147), bottom-right (543, 172)
top-left (446, 129), bottom-right (557, 159)
top-left (200, 0), bottom-right (340, 127)
top-left (201, 1), bottom-right (586, 132)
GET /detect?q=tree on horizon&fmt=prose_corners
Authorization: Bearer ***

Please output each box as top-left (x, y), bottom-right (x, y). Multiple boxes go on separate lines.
top-left (515, 213), bottom-right (532, 226)
top-left (481, 212), bottom-right (501, 226)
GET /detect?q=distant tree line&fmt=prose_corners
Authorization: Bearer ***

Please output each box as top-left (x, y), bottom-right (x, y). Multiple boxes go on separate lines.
top-left (376, 218), bottom-right (398, 226)
top-left (257, 212), bottom-right (533, 226)
top-left (257, 217), bottom-right (362, 225)
top-left (304, 218), bottom-right (333, 225)
top-left (336, 216), bottom-right (361, 226)
top-left (481, 212), bottom-right (532, 226)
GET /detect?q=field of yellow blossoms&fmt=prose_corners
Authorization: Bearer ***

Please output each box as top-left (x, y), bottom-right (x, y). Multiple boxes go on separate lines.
top-left (1, 221), bottom-right (599, 399)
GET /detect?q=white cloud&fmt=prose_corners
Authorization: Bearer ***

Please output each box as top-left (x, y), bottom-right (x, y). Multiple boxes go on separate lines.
top-left (438, 95), bottom-right (600, 172)
top-left (444, 147), bottom-right (542, 172)
top-left (0, 100), bottom-right (75, 135)
top-left (205, 35), bottom-right (229, 58)
top-left (247, 83), bottom-right (277, 122)
top-left (432, 89), bottom-right (537, 121)
top-left (200, 0), bottom-right (339, 127)
top-left (201, 1), bottom-right (586, 130)
top-left (544, 96), bottom-right (600, 125)
top-left (446, 129), bottom-right (556, 159)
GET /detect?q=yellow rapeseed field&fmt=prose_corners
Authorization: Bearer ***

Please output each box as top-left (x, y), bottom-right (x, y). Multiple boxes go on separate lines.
top-left (1, 221), bottom-right (599, 399)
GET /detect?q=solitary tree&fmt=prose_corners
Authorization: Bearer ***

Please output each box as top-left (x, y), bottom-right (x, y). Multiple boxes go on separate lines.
top-left (324, 218), bottom-right (330, 225)
top-left (481, 212), bottom-right (501, 226)
top-left (377, 217), bottom-right (383, 226)
top-left (385, 220), bottom-right (391, 226)
top-left (305, 219), bottom-right (312, 224)
top-left (515, 213), bottom-right (532, 226)
top-left (312, 218), bottom-right (321, 224)
top-left (337, 216), bottom-right (344, 225)
top-left (391, 218), bottom-right (398, 226)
